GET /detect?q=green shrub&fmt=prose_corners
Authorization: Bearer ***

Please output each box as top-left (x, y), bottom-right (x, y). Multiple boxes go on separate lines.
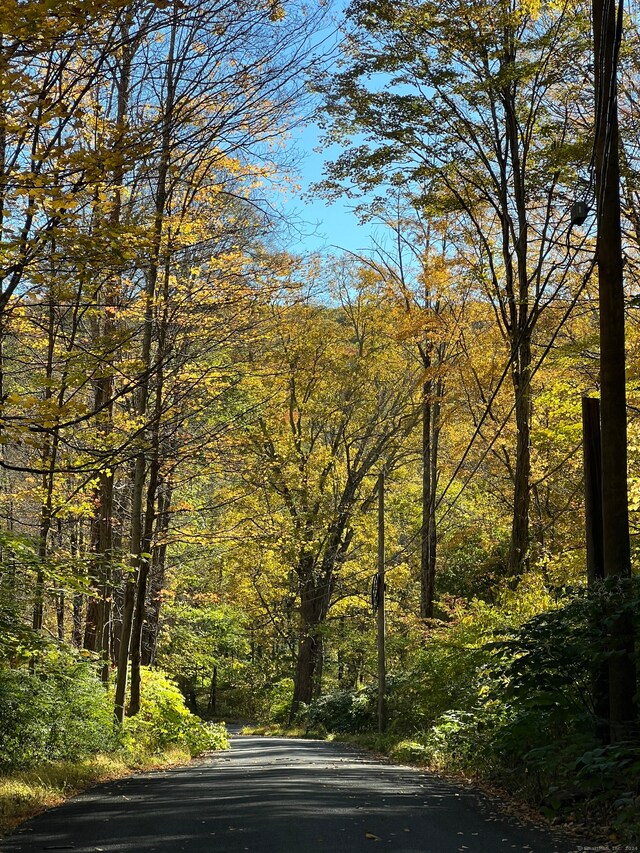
top-left (268, 678), bottom-right (294, 723)
top-left (416, 580), bottom-right (640, 842)
top-left (122, 668), bottom-right (228, 757)
top-left (382, 598), bottom-right (513, 735)
top-left (0, 653), bottom-right (116, 771)
top-left (389, 739), bottom-right (429, 763)
top-left (0, 657), bottom-right (227, 774)
top-left (305, 686), bottom-right (376, 733)
top-left (0, 533), bottom-right (49, 667)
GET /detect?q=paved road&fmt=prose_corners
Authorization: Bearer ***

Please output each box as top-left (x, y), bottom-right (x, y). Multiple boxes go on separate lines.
top-left (3, 735), bottom-right (590, 852)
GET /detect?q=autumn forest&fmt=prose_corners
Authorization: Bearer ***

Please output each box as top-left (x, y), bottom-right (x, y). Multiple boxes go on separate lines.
top-left (1, 0), bottom-right (640, 842)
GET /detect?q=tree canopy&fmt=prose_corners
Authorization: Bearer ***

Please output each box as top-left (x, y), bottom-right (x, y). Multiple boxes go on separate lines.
top-left (1, 0), bottom-right (640, 842)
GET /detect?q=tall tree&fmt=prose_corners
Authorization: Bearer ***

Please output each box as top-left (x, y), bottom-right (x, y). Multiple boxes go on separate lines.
top-left (316, 0), bottom-right (594, 577)
top-left (361, 209), bottom-right (460, 618)
top-left (231, 261), bottom-right (420, 714)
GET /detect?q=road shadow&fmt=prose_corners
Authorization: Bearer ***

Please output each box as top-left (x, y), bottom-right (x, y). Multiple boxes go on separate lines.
top-left (2, 736), bottom-right (591, 853)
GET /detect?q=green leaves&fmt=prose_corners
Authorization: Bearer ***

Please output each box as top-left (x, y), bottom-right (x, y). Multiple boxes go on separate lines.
top-left (122, 669), bottom-right (229, 757)
top-left (0, 653), bottom-right (118, 770)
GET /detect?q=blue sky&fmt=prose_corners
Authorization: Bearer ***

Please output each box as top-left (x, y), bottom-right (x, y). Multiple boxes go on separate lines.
top-left (283, 121), bottom-right (374, 257)
top-left (276, 0), bottom-right (381, 259)
top-left (273, 0), bottom-right (385, 258)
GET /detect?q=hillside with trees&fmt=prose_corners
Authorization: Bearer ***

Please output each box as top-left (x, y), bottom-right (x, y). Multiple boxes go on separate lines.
top-left (1, 0), bottom-right (639, 843)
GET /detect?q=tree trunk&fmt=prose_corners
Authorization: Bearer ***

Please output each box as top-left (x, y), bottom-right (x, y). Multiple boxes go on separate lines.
top-left (72, 593), bottom-right (84, 648)
top-left (207, 665), bottom-right (217, 716)
top-left (111, 566), bottom-right (124, 664)
top-left (141, 478), bottom-right (172, 665)
top-left (113, 14), bottom-right (175, 723)
top-left (114, 457), bottom-right (144, 724)
top-left (33, 499), bottom-right (51, 633)
top-left (421, 376), bottom-right (442, 617)
top-left (128, 450), bottom-right (160, 716)
top-left (313, 636), bottom-right (324, 699)
top-left (502, 33), bottom-right (532, 580)
top-left (90, 13), bottom-right (135, 683)
top-left (582, 396), bottom-right (609, 739)
top-left (429, 384), bottom-right (441, 598)
top-left (33, 297), bottom-right (58, 636)
top-left (290, 573), bottom-right (329, 718)
top-left (420, 378), bottom-right (434, 618)
top-left (85, 470), bottom-right (114, 684)
top-left (71, 519), bottom-right (84, 648)
top-left (291, 632), bottom-right (321, 712)
top-left (507, 335), bottom-right (531, 576)
top-left (582, 396), bottom-right (605, 585)
top-left (55, 520), bottom-right (64, 640)
top-left (129, 256), bottom-right (170, 715)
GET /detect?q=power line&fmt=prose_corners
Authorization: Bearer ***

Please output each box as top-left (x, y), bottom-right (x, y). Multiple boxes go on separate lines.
top-left (436, 256), bottom-right (597, 519)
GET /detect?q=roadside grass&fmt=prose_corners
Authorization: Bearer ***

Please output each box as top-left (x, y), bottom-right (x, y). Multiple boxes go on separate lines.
top-left (241, 724), bottom-right (405, 756)
top-left (0, 747), bottom-right (192, 835)
top-left (241, 725), bottom-right (429, 767)
top-left (241, 724), bottom-right (317, 738)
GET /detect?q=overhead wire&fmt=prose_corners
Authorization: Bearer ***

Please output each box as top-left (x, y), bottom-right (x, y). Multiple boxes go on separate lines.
top-left (431, 210), bottom-right (594, 511)
top-left (429, 0), bottom-right (618, 515)
top-left (435, 255), bottom-right (597, 519)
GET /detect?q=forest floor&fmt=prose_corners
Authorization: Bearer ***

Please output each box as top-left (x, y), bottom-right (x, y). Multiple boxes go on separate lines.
top-left (2, 733), bottom-right (612, 853)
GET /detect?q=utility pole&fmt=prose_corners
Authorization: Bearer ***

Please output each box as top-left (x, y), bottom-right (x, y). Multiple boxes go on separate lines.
top-left (377, 467), bottom-right (386, 735)
top-left (582, 396), bottom-right (608, 738)
top-left (592, 0), bottom-right (637, 734)
top-left (582, 396), bottom-right (604, 586)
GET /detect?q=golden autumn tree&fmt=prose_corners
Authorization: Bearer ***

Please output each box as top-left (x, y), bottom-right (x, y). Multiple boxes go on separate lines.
top-left (226, 259), bottom-right (421, 714)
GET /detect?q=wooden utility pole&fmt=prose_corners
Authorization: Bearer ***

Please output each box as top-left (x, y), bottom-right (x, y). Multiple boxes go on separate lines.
top-left (592, 0), bottom-right (637, 733)
top-left (582, 396), bottom-right (609, 738)
top-left (377, 468), bottom-right (386, 735)
top-left (593, 0), bottom-right (630, 581)
top-left (582, 396), bottom-right (604, 586)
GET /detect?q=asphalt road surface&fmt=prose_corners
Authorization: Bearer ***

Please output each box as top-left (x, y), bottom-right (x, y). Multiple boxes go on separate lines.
top-left (3, 735), bottom-right (593, 853)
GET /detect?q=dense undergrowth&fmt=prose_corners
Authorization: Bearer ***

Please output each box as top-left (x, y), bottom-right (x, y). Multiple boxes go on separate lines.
top-left (251, 578), bottom-right (640, 845)
top-left (0, 656), bottom-right (228, 833)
